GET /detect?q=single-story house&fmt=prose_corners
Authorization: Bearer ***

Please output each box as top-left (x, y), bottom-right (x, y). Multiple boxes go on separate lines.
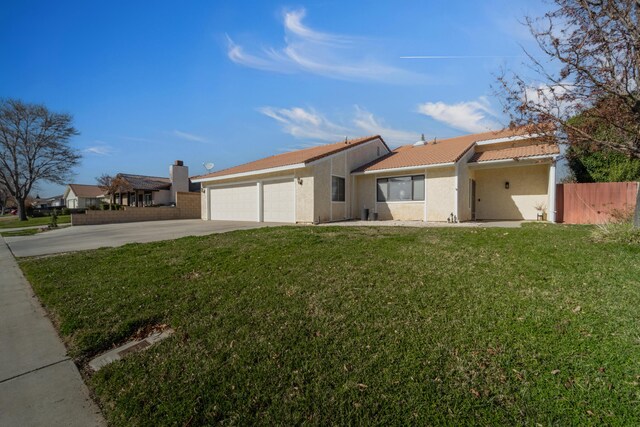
top-left (32, 194), bottom-right (65, 209)
top-left (110, 160), bottom-right (200, 207)
top-left (192, 127), bottom-right (560, 223)
top-left (64, 184), bottom-right (107, 209)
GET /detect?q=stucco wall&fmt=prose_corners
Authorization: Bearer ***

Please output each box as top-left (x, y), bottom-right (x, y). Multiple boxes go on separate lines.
top-left (354, 175), bottom-right (376, 219)
top-left (313, 160), bottom-right (332, 222)
top-left (457, 150), bottom-right (476, 222)
top-left (294, 169), bottom-right (314, 223)
top-left (200, 188), bottom-right (208, 220)
top-left (348, 139), bottom-right (390, 217)
top-left (426, 167), bottom-right (456, 222)
top-left (376, 202), bottom-right (424, 221)
top-left (474, 163), bottom-right (550, 220)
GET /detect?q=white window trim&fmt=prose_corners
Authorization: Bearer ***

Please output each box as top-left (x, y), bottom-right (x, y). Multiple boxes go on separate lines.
top-left (331, 174), bottom-right (346, 204)
top-left (375, 174), bottom-right (426, 203)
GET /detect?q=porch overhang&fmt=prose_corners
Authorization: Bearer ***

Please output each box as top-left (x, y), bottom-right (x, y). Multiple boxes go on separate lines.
top-left (467, 155), bottom-right (557, 170)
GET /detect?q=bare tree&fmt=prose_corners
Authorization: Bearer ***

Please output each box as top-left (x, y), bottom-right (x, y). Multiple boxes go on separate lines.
top-left (496, 0), bottom-right (640, 225)
top-left (0, 99), bottom-right (80, 220)
top-left (96, 174), bottom-right (132, 209)
top-left (0, 184), bottom-right (8, 215)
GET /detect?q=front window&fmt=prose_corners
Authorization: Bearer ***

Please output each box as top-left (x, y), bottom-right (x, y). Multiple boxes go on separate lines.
top-left (377, 175), bottom-right (425, 202)
top-left (143, 192), bottom-right (152, 206)
top-left (332, 176), bottom-right (345, 202)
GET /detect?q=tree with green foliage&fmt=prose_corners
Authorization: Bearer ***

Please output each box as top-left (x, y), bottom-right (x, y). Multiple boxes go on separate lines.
top-left (566, 104), bottom-right (640, 182)
top-left (496, 0), bottom-right (640, 226)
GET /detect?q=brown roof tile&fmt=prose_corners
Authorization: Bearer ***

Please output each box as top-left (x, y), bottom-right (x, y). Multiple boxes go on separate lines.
top-left (470, 143), bottom-right (560, 163)
top-left (118, 174), bottom-right (171, 191)
top-left (354, 127), bottom-right (553, 173)
top-left (194, 135), bottom-right (385, 180)
top-left (67, 184), bottom-right (105, 198)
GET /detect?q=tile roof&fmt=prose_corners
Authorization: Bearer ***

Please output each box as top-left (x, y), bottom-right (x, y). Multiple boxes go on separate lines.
top-left (194, 135), bottom-right (385, 180)
top-left (469, 143), bottom-right (560, 163)
top-left (118, 174), bottom-right (171, 191)
top-left (353, 127), bottom-right (554, 173)
top-left (67, 184), bottom-right (105, 198)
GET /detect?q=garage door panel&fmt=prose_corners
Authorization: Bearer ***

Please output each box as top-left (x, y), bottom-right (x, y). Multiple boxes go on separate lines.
top-left (210, 183), bottom-right (257, 221)
top-left (263, 179), bottom-right (295, 223)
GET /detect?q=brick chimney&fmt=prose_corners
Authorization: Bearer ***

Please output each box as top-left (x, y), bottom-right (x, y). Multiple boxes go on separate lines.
top-left (170, 160), bottom-right (189, 203)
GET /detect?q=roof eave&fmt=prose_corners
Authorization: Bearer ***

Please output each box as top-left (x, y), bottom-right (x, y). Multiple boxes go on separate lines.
top-left (192, 162), bottom-right (306, 183)
top-left (352, 162), bottom-right (456, 175)
top-left (468, 154), bottom-right (557, 167)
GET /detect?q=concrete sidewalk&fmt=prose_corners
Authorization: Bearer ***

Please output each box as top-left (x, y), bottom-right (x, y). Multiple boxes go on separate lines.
top-left (0, 237), bottom-right (105, 426)
top-left (0, 223), bottom-right (71, 233)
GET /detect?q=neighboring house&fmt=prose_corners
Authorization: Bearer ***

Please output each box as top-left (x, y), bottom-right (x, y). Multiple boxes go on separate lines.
top-left (64, 184), bottom-right (107, 209)
top-left (32, 194), bottom-right (65, 209)
top-left (110, 160), bottom-right (197, 207)
top-left (193, 127), bottom-right (560, 224)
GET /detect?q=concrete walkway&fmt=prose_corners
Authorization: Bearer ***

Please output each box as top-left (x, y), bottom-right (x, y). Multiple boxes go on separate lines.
top-left (0, 237), bottom-right (105, 426)
top-left (321, 219), bottom-right (527, 228)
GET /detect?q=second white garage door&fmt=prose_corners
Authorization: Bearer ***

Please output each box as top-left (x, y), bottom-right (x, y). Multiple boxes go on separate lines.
top-left (262, 179), bottom-right (295, 223)
top-left (210, 183), bottom-right (258, 221)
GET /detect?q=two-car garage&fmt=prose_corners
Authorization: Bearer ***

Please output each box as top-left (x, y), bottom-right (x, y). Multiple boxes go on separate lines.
top-left (207, 178), bottom-right (295, 223)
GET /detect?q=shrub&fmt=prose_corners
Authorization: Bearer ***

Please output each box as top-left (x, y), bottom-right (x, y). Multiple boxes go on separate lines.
top-left (592, 222), bottom-right (640, 244)
top-left (49, 209), bottom-right (58, 228)
top-left (61, 207), bottom-right (70, 215)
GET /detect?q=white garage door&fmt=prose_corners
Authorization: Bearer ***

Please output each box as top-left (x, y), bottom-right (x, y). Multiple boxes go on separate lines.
top-left (209, 183), bottom-right (258, 221)
top-left (263, 179), bottom-right (295, 223)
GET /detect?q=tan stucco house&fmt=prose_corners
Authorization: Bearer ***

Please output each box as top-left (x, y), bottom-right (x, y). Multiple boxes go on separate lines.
top-left (193, 127), bottom-right (560, 223)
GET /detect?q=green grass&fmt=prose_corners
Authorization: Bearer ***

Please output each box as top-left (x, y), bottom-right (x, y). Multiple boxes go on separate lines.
top-left (20, 225), bottom-right (640, 425)
top-left (0, 214), bottom-right (70, 229)
top-left (1, 228), bottom-right (42, 237)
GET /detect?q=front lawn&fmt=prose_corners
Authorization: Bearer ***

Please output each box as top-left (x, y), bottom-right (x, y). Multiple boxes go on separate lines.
top-left (0, 214), bottom-right (70, 229)
top-left (21, 225), bottom-right (640, 425)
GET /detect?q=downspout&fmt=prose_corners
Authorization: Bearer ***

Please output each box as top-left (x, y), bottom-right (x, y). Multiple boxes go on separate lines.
top-left (454, 161), bottom-right (460, 223)
top-left (548, 157), bottom-right (557, 223)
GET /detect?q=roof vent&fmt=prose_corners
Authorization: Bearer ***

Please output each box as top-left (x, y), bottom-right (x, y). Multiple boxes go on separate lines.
top-left (344, 136), bottom-right (349, 144)
top-left (432, 137), bottom-right (437, 145)
top-left (413, 133), bottom-right (426, 146)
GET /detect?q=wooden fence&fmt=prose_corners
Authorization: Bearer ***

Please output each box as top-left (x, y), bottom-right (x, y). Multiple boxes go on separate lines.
top-left (556, 182), bottom-right (638, 224)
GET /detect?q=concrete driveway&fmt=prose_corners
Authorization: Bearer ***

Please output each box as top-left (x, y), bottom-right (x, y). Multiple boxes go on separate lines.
top-left (5, 219), bottom-right (284, 258)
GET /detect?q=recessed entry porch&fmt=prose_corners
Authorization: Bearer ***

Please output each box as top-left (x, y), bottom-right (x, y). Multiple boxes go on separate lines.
top-left (466, 160), bottom-right (555, 221)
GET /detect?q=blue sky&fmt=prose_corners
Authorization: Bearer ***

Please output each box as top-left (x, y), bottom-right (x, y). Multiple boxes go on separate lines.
top-left (1, 0), bottom-right (549, 197)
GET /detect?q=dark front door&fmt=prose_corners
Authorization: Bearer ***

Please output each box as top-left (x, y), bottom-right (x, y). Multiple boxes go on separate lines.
top-left (471, 179), bottom-right (477, 220)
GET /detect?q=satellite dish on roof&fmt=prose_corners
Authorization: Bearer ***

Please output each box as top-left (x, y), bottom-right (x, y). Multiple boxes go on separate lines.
top-left (203, 162), bottom-right (215, 171)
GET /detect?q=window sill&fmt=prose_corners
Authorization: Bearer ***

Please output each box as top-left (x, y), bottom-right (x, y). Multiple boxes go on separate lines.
top-left (377, 201), bottom-right (424, 204)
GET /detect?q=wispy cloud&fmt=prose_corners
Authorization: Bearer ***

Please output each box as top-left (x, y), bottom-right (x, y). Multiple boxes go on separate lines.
top-left (120, 136), bottom-right (158, 143)
top-left (83, 144), bottom-right (113, 156)
top-left (226, 8), bottom-right (430, 84)
top-left (524, 82), bottom-right (577, 117)
top-left (416, 97), bottom-right (501, 133)
top-left (260, 105), bottom-right (420, 147)
top-left (172, 130), bottom-right (209, 143)
top-left (400, 55), bottom-right (523, 59)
